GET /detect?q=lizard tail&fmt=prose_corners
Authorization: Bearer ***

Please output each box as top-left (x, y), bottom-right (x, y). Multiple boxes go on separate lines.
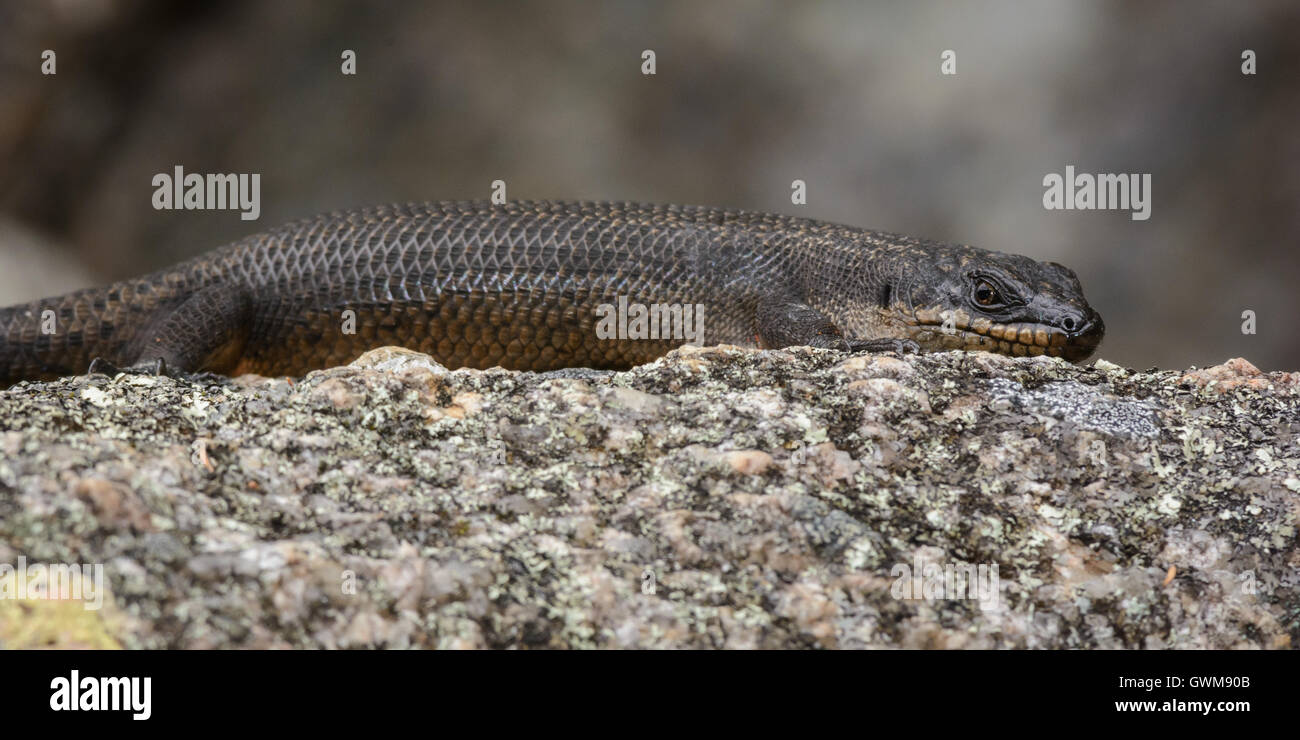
top-left (0, 287), bottom-right (138, 386)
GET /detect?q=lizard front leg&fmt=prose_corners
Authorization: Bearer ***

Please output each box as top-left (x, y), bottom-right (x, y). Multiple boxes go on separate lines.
top-left (756, 299), bottom-right (919, 354)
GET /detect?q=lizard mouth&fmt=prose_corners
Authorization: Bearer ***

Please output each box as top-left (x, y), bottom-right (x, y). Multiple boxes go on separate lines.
top-left (905, 306), bottom-right (1104, 362)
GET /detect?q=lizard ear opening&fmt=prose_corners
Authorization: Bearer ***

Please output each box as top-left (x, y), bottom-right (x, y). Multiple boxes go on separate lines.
top-left (878, 280), bottom-right (893, 306)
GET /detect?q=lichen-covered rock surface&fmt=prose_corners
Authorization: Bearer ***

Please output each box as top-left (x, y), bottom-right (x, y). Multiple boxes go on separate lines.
top-left (1, 346), bottom-right (1296, 649)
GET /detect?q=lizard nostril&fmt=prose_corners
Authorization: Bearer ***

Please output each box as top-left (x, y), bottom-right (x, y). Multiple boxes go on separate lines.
top-left (1062, 317), bottom-right (1077, 332)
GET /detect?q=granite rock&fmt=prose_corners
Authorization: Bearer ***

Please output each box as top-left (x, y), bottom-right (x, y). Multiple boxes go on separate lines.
top-left (0, 346), bottom-right (1296, 649)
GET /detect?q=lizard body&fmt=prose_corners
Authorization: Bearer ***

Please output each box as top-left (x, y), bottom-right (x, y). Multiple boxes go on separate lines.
top-left (0, 201), bottom-right (1104, 385)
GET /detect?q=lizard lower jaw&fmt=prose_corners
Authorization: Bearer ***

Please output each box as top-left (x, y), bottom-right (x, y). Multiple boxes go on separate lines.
top-left (905, 311), bottom-right (1103, 362)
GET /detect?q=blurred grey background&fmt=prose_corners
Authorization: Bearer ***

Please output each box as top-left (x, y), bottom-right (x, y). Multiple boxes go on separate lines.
top-left (0, 0), bottom-right (1296, 369)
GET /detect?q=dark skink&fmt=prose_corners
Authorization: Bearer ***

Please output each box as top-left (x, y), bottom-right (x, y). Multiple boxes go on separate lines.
top-left (0, 200), bottom-right (1104, 385)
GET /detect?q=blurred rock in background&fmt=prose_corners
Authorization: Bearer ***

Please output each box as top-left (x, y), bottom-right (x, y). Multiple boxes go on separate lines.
top-left (0, 0), bottom-right (1296, 369)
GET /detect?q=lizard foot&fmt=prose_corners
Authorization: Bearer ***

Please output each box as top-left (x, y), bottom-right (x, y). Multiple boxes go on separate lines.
top-left (844, 338), bottom-right (922, 355)
top-left (87, 357), bottom-right (172, 379)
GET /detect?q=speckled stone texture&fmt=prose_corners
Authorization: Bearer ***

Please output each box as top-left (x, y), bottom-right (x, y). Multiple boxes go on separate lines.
top-left (1, 346), bottom-right (1296, 648)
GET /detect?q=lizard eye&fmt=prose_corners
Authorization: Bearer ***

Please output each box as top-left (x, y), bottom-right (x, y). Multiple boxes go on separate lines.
top-left (973, 278), bottom-right (1002, 307)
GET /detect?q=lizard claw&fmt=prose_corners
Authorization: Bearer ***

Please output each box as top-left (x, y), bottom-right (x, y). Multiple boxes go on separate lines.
top-left (87, 357), bottom-right (122, 377)
top-left (86, 356), bottom-right (174, 379)
top-left (844, 338), bottom-right (922, 355)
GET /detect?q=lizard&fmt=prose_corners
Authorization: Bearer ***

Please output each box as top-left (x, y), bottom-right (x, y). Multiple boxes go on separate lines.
top-left (0, 200), bottom-right (1104, 386)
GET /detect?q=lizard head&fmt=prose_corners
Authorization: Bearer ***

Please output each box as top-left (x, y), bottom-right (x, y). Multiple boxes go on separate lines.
top-left (879, 244), bottom-right (1105, 362)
